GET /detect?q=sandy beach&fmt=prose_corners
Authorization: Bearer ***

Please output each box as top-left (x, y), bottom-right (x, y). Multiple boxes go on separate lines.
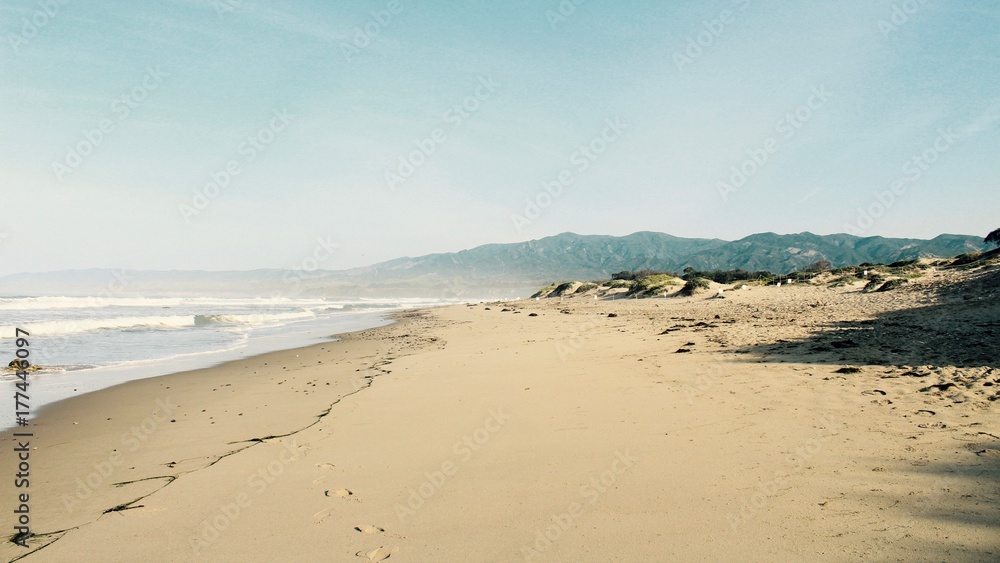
top-left (8, 1), bottom-right (999, 560)
top-left (3, 265), bottom-right (999, 562)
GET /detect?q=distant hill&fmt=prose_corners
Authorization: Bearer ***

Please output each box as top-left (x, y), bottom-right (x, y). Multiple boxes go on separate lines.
top-left (0, 232), bottom-right (987, 298)
top-left (328, 231), bottom-right (986, 290)
top-left (673, 232), bottom-right (986, 273)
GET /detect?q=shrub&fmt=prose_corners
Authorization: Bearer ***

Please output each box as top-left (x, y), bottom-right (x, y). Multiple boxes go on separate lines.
top-left (863, 275), bottom-right (887, 292)
top-left (636, 269), bottom-right (668, 278)
top-left (888, 258), bottom-right (919, 268)
top-left (641, 274), bottom-right (681, 286)
top-left (574, 283), bottom-right (598, 294)
top-left (551, 282), bottom-right (577, 297)
top-left (627, 274), bottom-right (682, 296)
top-left (806, 260), bottom-right (832, 272)
top-left (530, 284), bottom-right (558, 298)
top-left (611, 269), bottom-right (671, 281)
top-left (884, 259), bottom-right (926, 276)
top-left (828, 275), bottom-right (860, 288)
top-left (639, 274), bottom-right (680, 292)
top-left (830, 267), bottom-right (857, 276)
top-left (951, 252), bottom-right (982, 266)
top-left (986, 228), bottom-right (1000, 248)
top-left (682, 268), bottom-right (776, 284)
top-left (678, 277), bottom-right (711, 296)
top-left (730, 276), bottom-right (777, 287)
top-left (875, 278), bottom-right (908, 292)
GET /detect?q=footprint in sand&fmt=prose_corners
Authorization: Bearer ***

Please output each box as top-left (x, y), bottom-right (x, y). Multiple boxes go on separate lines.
top-left (313, 464), bottom-right (337, 486)
top-left (354, 525), bottom-right (385, 534)
top-left (314, 488), bottom-right (359, 522)
top-left (355, 546), bottom-right (397, 561)
top-left (314, 507), bottom-right (335, 523)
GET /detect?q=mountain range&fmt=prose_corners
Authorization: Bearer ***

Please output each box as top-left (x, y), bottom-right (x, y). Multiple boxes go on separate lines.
top-left (1, 232), bottom-right (988, 298)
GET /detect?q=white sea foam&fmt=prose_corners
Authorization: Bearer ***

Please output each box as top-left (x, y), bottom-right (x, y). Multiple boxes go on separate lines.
top-left (0, 295), bottom-right (472, 431)
top-left (0, 295), bottom-right (442, 311)
top-left (196, 310), bottom-right (316, 325)
top-left (0, 315), bottom-right (199, 336)
top-left (0, 310), bottom-right (332, 337)
top-left (0, 295), bottom-right (339, 310)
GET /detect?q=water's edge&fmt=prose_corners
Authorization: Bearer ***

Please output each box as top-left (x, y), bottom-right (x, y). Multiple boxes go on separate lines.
top-left (2, 309), bottom-right (405, 431)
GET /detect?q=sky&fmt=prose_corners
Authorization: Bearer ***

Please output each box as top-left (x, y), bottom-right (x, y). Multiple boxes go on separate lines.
top-left (1, 0), bottom-right (997, 276)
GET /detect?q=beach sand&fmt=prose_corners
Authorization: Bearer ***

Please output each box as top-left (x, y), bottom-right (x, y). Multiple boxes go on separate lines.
top-left (3, 266), bottom-right (999, 561)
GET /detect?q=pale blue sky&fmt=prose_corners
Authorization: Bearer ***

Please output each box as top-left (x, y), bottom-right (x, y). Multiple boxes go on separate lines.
top-left (1, 0), bottom-right (997, 275)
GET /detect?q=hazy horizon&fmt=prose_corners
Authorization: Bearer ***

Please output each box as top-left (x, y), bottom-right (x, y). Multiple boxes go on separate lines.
top-left (2, 1), bottom-right (998, 277)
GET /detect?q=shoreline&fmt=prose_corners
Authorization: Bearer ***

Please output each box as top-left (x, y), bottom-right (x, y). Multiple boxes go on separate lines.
top-left (2, 271), bottom-right (998, 561)
top-left (0, 308), bottom-right (410, 433)
top-left (1, 306), bottom-right (432, 436)
top-left (1, 307), bottom-right (438, 560)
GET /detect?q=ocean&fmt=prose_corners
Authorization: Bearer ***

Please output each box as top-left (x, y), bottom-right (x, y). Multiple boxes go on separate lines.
top-left (0, 295), bottom-right (460, 429)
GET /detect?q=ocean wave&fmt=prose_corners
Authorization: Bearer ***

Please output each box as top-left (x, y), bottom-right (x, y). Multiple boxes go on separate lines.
top-left (194, 311), bottom-right (316, 325)
top-left (0, 309), bottom-right (323, 337)
top-left (0, 315), bottom-right (199, 336)
top-left (340, 303), bottom-right (399, 311)
top-left (0, 295), bottom-right (456, 312)
top-left (0, 296), bottom-right (332, 311)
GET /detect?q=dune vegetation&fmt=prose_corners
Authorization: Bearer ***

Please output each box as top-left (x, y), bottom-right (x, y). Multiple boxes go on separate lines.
top-left (533, 245), bottom-right (1000, 300)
